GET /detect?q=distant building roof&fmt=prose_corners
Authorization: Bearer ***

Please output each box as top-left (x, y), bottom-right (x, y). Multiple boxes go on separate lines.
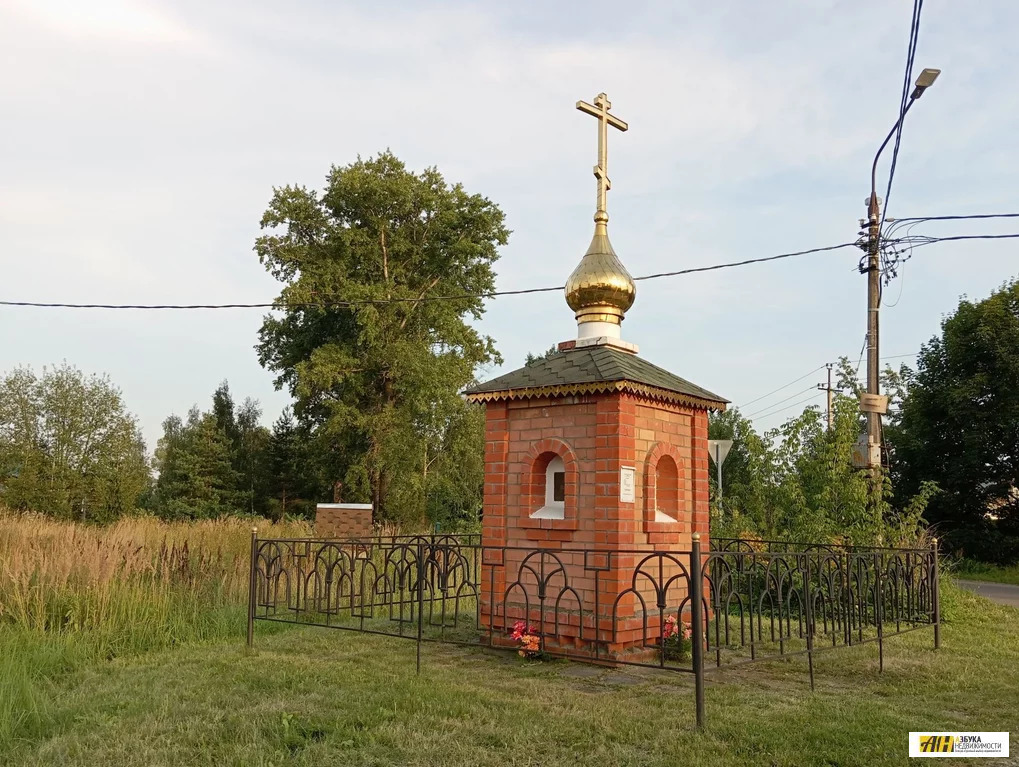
top-left (464, 345), bottom-right (728, 410)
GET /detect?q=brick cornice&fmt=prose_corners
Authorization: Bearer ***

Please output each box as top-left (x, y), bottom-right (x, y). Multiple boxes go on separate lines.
top-left (465, 380), bottom-right (725, 411)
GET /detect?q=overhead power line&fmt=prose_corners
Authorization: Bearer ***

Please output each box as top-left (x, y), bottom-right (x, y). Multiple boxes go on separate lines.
top-left (902, 233), bottom-right (1019, 247)
top-left (738, 366), bottom-right (825, 409)
top-left (748, 356), bottom-right (918, 424)
top-left (889, 212), bottom-right (1019, 225)
top-left (0, 242), bottom-right (858, 311)
top-left (742, 386), bottom-right (818, 418)
top-left (747, 391), bottom-right (823, 422)
top-left (740, 350), bottom-right (918, 414)
top-left (0, 229), bottom-right (1010, 312)
top-left (880, 0), bottom-right (924, 232)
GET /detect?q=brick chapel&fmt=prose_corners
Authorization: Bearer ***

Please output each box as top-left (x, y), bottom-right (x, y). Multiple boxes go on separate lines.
top-left (464, 93), bottom-right (728, 657)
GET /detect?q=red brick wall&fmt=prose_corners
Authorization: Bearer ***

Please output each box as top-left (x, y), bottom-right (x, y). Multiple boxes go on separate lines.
top-left (479, 388), bottom-right (712, 656)
top-left (481, 392), bottom-right (709, 552)
top-left (314, 505), bottom-right (373, 539)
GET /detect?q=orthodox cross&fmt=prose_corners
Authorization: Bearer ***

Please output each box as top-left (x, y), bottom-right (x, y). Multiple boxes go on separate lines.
top-left (576, 93), bottom-right (628, 223)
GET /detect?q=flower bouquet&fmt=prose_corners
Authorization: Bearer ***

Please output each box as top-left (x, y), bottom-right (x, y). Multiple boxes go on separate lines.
top-left (510, 620), bottom-right (543, 660)
top-left (661, 614), bottom-right (693, 661)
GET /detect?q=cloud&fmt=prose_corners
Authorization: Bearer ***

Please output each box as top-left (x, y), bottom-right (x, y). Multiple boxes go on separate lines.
top-left (0, 0), bottom-right (1017, 445)
top-left (7, 0), bottom-right (198, 45)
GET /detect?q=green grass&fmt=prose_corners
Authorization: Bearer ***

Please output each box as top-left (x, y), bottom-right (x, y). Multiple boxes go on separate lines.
top-left (1, 580), bottom-right (1017, 767)
top-left (954, 558), bottom-right (1019, 586)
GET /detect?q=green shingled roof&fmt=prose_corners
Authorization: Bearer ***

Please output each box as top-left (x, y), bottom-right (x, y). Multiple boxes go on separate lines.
top-left (464, 344), bottom-right (728, 407)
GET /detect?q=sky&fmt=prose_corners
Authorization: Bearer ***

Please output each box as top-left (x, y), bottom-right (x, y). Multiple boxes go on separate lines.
top-left (1, 0), bottom-right (1017, 449)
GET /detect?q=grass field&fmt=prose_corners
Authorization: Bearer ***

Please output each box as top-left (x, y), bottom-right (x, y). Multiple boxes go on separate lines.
top-left (955, 558), bottom-right (1019, 586)
top-left (0, 513), bottom-right (311, 751)
top-left (1, 516), bottom-right (1017, 766)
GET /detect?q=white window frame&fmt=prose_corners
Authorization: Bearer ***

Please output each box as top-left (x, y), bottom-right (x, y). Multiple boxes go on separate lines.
top-left (654, 457), bottom-right (680, 524)
top-left (531, 456), bottom-right (566, 520)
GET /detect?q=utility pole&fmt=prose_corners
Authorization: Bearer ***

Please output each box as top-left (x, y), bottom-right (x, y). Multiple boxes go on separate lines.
top-left (817, 362), bottom-right (835, 432)
top-left (858, 67), bottom-right (941, 525)
top-left (865, 194), bottom-right (883, 504)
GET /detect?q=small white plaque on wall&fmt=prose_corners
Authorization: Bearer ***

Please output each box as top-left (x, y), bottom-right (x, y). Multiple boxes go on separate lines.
top-left (619, 466), bottom-right (635, 503)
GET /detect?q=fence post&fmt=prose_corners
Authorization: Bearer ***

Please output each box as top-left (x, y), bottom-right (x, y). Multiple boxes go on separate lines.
top-left (873, 551), bottom-right (884, 672)
top-left (691, 534), bottom-right (706, 729)
top-left (416, 541), bottom-right (425, 674)
top-left (802, 553), bottom-right (815, 690)
top-left (931, 538), bottom-right (941, 650)
top-left (247, 526), bottom-right (257, 649)
top-left (843, 550), bottom-right (853, 647)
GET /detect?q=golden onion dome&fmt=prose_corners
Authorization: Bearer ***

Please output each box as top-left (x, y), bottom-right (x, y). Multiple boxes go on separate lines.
top-left (565, 218), bottom-right (636, 326)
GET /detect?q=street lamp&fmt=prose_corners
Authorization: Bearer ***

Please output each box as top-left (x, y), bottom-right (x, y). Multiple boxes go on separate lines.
top-left (860, 67), bottom-right (940, 516)
top-left (869, 69), bottom-right (941, 218)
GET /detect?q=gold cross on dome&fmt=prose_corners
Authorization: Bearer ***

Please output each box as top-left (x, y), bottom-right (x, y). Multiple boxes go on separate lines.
top-left (576, 93), bottom-right (628, 224)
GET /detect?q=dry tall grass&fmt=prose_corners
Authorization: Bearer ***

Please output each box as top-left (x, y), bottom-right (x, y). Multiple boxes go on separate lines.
top-left (0, 512), bottom-right (312, 746)
top-left (0, 513), bottom-right (311, 633)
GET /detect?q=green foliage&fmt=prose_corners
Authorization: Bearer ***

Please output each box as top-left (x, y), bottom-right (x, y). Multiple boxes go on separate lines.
top-left (525, 345), bottom-right (559, 365)
top-left (712, 357), bottom-right (934, 546)
top-left (265, 408), bottom-right (318, 520)
top-left (153, 408), bottom-right (242, 519)
top-left (255, 151), bottom-right (507, 525)
top-left (954, 559), bottom-right (1019, 586)
top-left (423, 400), bottom-right (485, 532)
top-left (153, 382), bottom-right (285, 520)
top-left (707, 408), bottom-right (775, 535)
top-left (890, 278), bottom-right (1019, 561)
top-left (0, 364), bottom-right (149, 521)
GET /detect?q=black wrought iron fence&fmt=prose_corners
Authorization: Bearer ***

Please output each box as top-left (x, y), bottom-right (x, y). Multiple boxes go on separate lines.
top-left (704, 542), bottom-right (940, 679)
top-left (247, 531), bottom-right (940, 728)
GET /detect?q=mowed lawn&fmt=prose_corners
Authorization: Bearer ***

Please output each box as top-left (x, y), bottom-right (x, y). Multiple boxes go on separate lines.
top-left (2, 583), bottom-right (1017, 767)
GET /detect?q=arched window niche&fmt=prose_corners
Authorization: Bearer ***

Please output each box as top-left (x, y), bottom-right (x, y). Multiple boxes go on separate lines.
top-left (643, 442), bottom-right (686, 534)
top-left (654, 455), bottom-right (680, 523)
top-left (521, 438), bottom-right (578, 532)
top-left (531, 454), bottom-right (565, 520)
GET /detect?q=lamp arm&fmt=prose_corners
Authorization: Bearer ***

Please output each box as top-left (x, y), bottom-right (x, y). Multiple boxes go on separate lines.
top-left (869, 96), bottom-right (919, 216)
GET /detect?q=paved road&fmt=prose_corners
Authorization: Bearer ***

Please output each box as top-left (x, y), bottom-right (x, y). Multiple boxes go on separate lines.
top-left (957, 579), bottom-right (1019, 608)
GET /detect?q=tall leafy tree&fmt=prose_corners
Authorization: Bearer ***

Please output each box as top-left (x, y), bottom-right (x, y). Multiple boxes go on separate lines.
top-left (891, 278), bottom-right (1019, 561)
top-left (256, 151), bottom-right (507, 523)
top-left (421, 399), bottom-right (486, 531)
top-left (0, 364), bottom-right (149, 521)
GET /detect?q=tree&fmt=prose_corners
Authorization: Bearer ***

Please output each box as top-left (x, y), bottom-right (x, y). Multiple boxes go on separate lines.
top-left (256, 151), bottom-right (507, 524)
top-left (422, 400), bottom-right (486, 531)
top-left (235, 396), bottom-right (271, 517)
top-left (525, 346), bottom-right (559, 365)
top-left (712, 356), bottom-right (932, 547)
top-left (0, 364), bottom-right (149, 521)
top-left (153, 407), bottom-right (242, 519)
top-left (891, 279), bottom-right (1019, 561)
top-left (267, 407), bottom-right (317, 520)
top-left (711, 394), bottom-right (873, 543)
top-left (152, 383), bottom-right (273, 520)
top-left (707, 408), bottom-right (776, 535)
